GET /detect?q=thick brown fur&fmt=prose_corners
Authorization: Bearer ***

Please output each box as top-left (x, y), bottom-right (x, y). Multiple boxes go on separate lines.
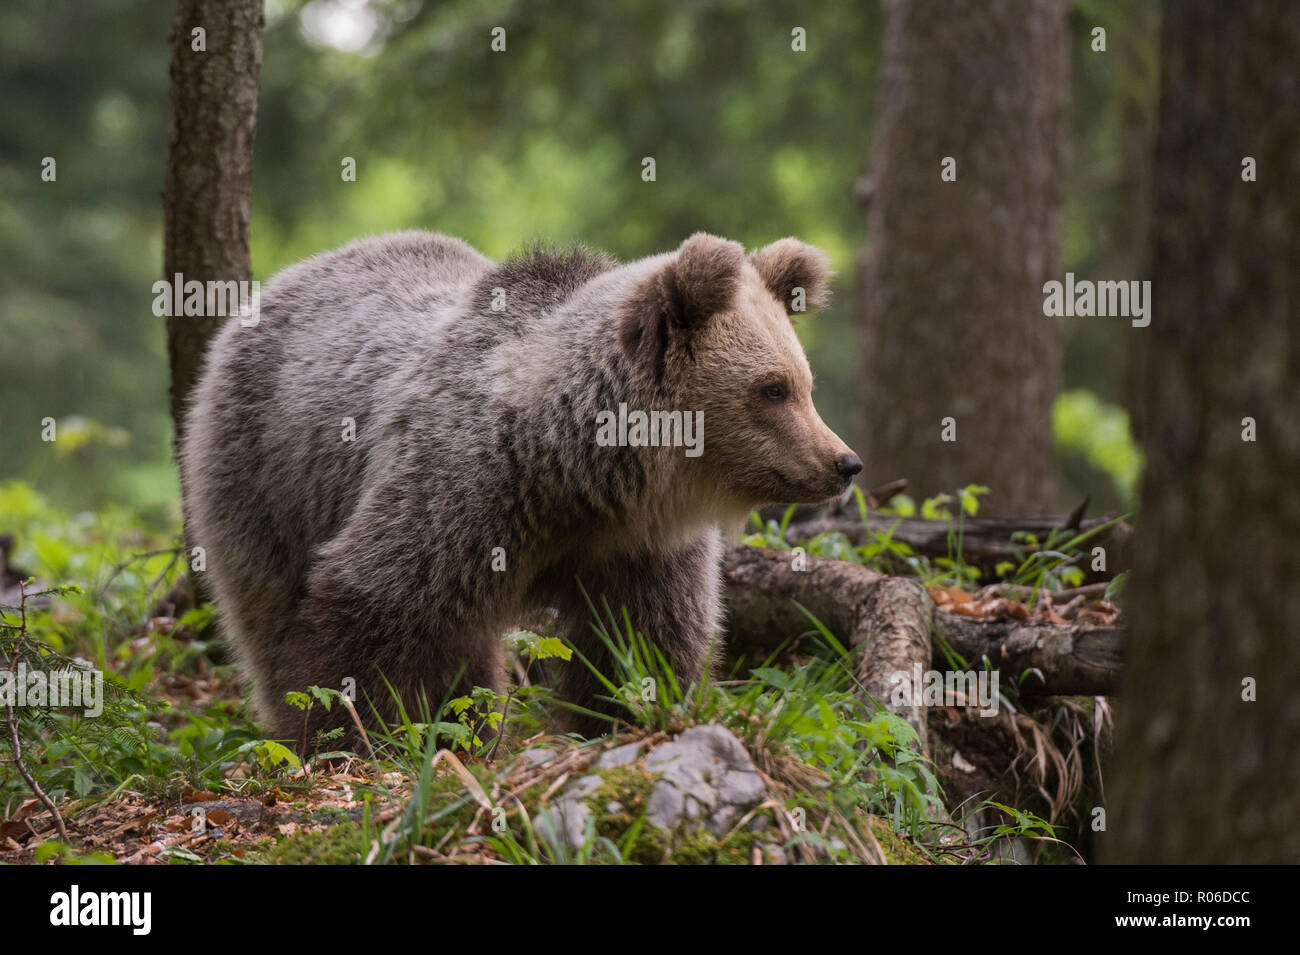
top-left (181, 231), bottom-right (858, 747)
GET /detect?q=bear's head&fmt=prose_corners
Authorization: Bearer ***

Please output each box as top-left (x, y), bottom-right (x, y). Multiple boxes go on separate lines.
top-left (620, 232), bottom-right (862, 506)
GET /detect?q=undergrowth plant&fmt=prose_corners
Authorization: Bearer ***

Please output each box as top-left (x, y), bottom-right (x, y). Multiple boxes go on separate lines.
top-left (744, 483), bottom-right (1132, 602)
top-left (2, 478), bottom-right (1077, 864)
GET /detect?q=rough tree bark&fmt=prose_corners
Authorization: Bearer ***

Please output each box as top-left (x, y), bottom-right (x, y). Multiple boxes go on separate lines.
top-left (723, 546), bottom-right (1127, 739)
top-left (857, 0), bottom-right (1069, 514)
top-left (725, 545), bottom-right (933, 740)
top-left (933, 612), bottom-right (1123, 697)
top-left (1106, 1), bottom-right (1300, 864)
top-left (163, 0), bottom-right (263, 449)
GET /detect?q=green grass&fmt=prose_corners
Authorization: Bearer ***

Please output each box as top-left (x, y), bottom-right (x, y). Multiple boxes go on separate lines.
top-left (1, 478), bottom-right (1074, 864)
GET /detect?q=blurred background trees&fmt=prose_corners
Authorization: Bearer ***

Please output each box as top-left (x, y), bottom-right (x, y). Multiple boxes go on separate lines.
top-left (1, 0), bottom-right (1155, 525)
top-left (857, 0), bottom-right (1069, 515)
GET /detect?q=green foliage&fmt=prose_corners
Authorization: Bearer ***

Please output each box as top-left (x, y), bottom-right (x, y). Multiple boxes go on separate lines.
top-left (252, 821), bottom-right (367, 865)
top-left (746, 482), bottom-right (1131, 603)
top-left (1, 479), bottom-right (1072, 863)
top-left (233, 738), bottom-right (302, 774)
top-left (33, 840), bottom-right (117, 866)
top-left (567, 588), bottom-right (946, 830)
top-left (743, 484), bottom-right (993, 589)
top-left (570, 596), bottom-right (691, 733)
top-left (506, 629), bottom-right (573, 663)
top-left (1002, 511), bottom-right (1132, 603)
top-left (1053, 389), bottom-right (1144, 505)
top-left (0, 482), bottom-right (277, 804)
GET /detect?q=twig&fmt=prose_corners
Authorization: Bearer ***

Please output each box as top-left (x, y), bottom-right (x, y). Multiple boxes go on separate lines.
top-left (866, 478), bottom-right (909, 509)
top-left (339, 695), bottom-right (375, 761)
top-left (145, 550), bottom-right (183, 605)
top-left (4, 580), bottom-right (70, 843)
top-left (94, 546), bottom-right (182, 600)
top-left (1060, 496), bottom-right (1091, 533)
top-left (486, 687), bottom-right (516, 764)
top-left (988, 580), bottom-right (1109, 602)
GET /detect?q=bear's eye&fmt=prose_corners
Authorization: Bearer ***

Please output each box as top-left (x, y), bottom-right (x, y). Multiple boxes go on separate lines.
top-left (761, 383), bottom-right (787, 402)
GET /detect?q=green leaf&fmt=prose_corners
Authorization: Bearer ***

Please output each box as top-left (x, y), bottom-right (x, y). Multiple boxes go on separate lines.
top-left (778, 504), bottom-right (798, 536)
top-left (751, 667), bottom-right (793, 691)
top-left (34, 841), bottom-right (64, 864)
top-left (817, 698), bottom-right (836, 730)
top-left (507, 630), bottom-right (572, 661)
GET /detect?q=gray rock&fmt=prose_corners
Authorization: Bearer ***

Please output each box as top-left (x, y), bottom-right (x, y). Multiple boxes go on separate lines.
top-left (538, 725), bottom-right (769, 852)
top-left (536, 774), bottom-right (603, 847)
top-left (643, 725), bottom-right (766, 835)
top-left (764, 843), bottom-right (789, 865)
top-left (514, 748), bottom-right (557, 768)
top-left (595, 741), bottom-right (644, 769)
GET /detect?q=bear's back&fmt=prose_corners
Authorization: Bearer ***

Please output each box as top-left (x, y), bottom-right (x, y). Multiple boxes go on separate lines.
top-left (181, 232), bottom-right (494, 632)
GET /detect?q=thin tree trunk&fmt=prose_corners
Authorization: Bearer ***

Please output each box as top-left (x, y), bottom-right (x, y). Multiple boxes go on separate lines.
top-left (163, 0), bottom-right (263, 448)
top-left (857, 0), bottom-right (1069, 515)
top-left (1107, 1), bottom-right (1300, 864)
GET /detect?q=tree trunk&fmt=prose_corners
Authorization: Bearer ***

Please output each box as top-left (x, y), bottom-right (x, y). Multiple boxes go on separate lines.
top-left (857, 0), bottom-right (1069, 515)
top-left (1106, 1), bottom-right (1300, 864)
top-left (163, 0), bottom-right (263, 449)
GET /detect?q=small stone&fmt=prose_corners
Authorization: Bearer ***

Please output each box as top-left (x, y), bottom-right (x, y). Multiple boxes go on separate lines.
top-left (515, 748), bottom-right (556, 767)
top-left (537, 774), bottom-right (603, 848)
top-left (595, 741), bottom-right (644, 769)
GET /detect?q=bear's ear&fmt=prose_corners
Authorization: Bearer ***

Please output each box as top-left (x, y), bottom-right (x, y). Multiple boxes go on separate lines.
top-left (749, 238), bottom-right (832, 315)
top-left (620, 232), bottom-right (744, 379)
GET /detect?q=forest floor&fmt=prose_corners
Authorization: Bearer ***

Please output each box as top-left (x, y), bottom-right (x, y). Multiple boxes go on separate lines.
top-left (1, 481), bottom-right (1116, 864)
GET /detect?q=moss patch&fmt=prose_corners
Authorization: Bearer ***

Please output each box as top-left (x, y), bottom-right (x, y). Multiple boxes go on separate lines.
top-left (253, 821), bottom-right (367, 865)
top-left (868, 815), bottom-right (934, 865)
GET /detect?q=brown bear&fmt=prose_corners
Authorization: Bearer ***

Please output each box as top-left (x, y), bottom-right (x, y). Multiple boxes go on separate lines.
top-left (180, 231), bottom-right (860, 743)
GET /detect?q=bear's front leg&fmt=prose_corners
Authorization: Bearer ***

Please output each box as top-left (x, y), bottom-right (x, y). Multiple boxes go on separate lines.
top-left (551, 529), bottom-right (725, 736)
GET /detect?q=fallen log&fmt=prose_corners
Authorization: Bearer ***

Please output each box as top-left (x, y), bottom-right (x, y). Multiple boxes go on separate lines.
top-left (724, 544), bottom-right (932, 739)
top-left (933, 613), bottom-right (1123, 697)
top-left (722, 546), bottom-right (1125, 707)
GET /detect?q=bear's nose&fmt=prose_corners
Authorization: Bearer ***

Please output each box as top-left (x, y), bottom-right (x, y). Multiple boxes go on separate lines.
top-left (835, 453), bottom-right (863, 479)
